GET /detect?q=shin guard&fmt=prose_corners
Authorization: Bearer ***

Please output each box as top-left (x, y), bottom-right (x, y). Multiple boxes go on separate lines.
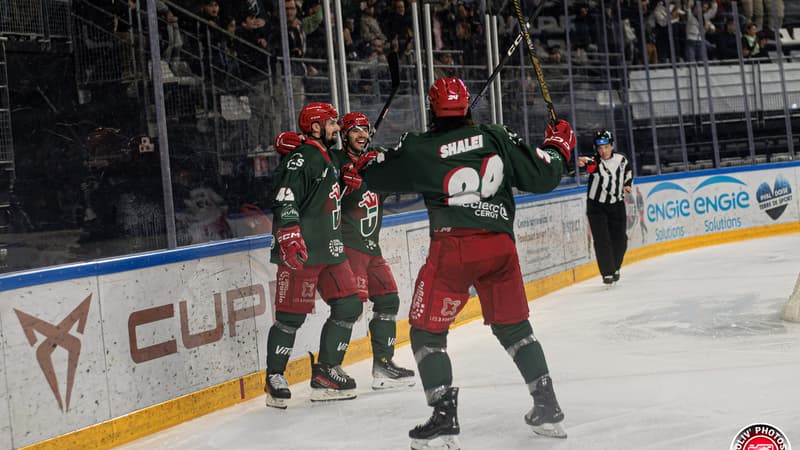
top-left (491, 321), bottom-right (549, 385)
top-left (370, 293), bottom-right (400, 360)
top-left (319, 295), bottom-right (361, 365)
top-left (266, 312), bottom-right (306, 373)
top-left (411, 327), bottom-right (453, 404)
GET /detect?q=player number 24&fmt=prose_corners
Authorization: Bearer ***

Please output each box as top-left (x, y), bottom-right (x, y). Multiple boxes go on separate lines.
top-left (444, 154), bottom-right (503, 206)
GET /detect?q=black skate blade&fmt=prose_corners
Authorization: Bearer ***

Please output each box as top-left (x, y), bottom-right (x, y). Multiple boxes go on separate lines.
top-left (530, 422), bottom-right (567, 439)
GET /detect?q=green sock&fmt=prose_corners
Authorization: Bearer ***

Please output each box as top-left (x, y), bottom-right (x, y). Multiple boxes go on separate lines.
top-left (410, 327), bottom-right (452, 392)
top-left (318, 318), bottom-right (354, 365)
top-left (369, 316), bottom-right (396, 361)
top-left (266, 324), bottom-right (296, 373)
top-left (492, 321), bottom-right (549, 384)
top-left (370, 293), bottom-right (400, 361)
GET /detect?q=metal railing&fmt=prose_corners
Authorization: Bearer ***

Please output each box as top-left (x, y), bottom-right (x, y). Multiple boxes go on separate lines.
top-left (0, 0), bottom-right (71, 40)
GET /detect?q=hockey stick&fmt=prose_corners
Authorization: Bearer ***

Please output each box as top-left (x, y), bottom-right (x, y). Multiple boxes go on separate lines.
top-left (470, 27), bottom-right (526, 110)
top-left (511, 0), bottom-right (557, 123)
top-left (342, 52), bottom-right (400, 196)
top-left (369, 51), bottom-right (401, 142)
top-left (470, 0), bottom-right (547, 109)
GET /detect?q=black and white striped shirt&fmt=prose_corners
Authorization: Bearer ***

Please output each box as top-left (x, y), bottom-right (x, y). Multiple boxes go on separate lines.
top-left (586, 153), bottom-right (633, 204)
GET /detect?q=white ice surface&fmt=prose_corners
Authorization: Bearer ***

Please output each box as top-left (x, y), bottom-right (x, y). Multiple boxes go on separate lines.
top-left (119, 234), bottom-right (800, 450)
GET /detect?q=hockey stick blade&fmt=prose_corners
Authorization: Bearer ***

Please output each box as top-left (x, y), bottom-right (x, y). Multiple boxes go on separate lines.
top-left (370, 51), bottom-right (401, 141)
top-left (512, 0), bottom-right (557, 123)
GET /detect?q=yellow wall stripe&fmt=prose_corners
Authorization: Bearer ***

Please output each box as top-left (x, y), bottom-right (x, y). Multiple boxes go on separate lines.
top-left (21, 223), bottom-right (800, 450)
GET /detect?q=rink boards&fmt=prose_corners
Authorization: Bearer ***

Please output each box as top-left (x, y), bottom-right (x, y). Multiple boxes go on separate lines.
top-left (1, 161), bottom-right (799, 449)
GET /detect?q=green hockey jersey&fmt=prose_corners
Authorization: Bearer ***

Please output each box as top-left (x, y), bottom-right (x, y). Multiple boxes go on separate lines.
top-left (362, 124), bottom-right (565, 237)
top-left (331, 148), bottom-right (385, 256)
top-left (270, 141), bottom-right (346, 265)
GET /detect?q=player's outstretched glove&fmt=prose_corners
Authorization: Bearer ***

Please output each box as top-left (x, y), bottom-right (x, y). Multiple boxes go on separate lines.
top-left (275, 225), bottom-right (308, 270)
top-left (341, 162), bottom-right (363, 193)
top-left (354, 150), bottom-right (383, 171)
top-left (542, 119), bottom-right (576, 163)
top-left (274, 131), bottom-right (305, 155)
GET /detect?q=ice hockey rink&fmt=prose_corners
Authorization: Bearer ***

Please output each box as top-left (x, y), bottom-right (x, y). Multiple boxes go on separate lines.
top-left (118, 233), bottom-right (800, 450)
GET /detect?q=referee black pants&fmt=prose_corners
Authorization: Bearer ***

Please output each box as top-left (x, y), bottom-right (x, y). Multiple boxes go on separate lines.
top-left (587, 199), bottom-right (628, 277)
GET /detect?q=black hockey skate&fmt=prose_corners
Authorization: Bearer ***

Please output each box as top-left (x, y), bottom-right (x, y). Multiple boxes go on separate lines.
top-left (525, 374), bottom-right (567, 439)
top-left (602, 275), bottom-right (615, 285)
top-left (409, 386), bottom-right (460, 450)
top-left (372, 357), bottom-right (416, 390)
top-left (308, 352), bottom-right (357, 402)
top-left (613, 270), bottom-right (620, 282)
top-left (264, 372), bottom-right (291, 409)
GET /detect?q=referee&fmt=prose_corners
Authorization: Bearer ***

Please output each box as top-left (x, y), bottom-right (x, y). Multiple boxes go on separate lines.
top-left (578, 130), bottom-right (633, 285)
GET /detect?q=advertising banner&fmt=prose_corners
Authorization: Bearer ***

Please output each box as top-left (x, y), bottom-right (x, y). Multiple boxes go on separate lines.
top-left (515, 196), bottom-right (591, 280)
top-left (101, 253), bottom-right (267, 416)
top-left (637, 168), bottom-right (798, 245)
top-left (0, 279), bottom-right (109, 447)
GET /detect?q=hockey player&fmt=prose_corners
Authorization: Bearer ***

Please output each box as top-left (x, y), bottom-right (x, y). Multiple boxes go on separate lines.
top-left (577, 130), bottom-right (633, 285)
top-left (354, 78), bottom-right (574, 448)
top-left (273, 111), bottom-right (416, 390)
top-left (264, 102), bottom-right (362, 409)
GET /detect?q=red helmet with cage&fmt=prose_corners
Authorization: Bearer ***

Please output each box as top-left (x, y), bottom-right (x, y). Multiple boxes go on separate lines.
top-left (428, 78), bottom-right (470, 118)
top-left (298, 102), bottom-right (339, 134)
top-left (338, 112), bottom-right (371, 138)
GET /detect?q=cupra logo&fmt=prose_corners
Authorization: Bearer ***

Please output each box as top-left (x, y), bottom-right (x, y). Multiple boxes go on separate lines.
top-left (14, 294), bottom-right (92, 412)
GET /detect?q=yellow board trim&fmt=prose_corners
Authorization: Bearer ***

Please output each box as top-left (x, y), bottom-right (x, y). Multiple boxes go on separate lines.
top-left (22, 223), bottom-right (800, 450)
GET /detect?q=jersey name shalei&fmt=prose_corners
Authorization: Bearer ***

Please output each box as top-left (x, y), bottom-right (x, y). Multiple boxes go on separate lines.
top-left (439, 135), bottom-right (484, 158)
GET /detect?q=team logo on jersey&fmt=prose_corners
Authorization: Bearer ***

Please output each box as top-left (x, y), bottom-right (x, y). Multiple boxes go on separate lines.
top-left (756, 175), bottom-right (792, 220)
top-left (286, 153), bottom-right (304, 170)
top-left (439, 135), bottom-right (484, 158)
top-left (358, 191), bottom-right (380, 237)
top-left (329, 239), bottom-right (344, 257)
top-left (329, 183), bottom-right (343, 229)
top-left (730, 423), bottom-right (790, 450)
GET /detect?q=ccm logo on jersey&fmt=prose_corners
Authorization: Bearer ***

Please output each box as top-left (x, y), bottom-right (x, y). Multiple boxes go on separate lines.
top-left (440, 135), bottom-right (484, 158)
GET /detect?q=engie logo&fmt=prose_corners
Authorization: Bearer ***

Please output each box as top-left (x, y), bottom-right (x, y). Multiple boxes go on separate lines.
top-left (15, 295), bottom-right (92, 412)
top-left (730, 423), bottom-right (791, 450)
top-left (647, 176), bottom-right (750, 222)
top-left (645, 175), bottom-right (750, 241)
top-left (756, 175), bottom-right (793, 220)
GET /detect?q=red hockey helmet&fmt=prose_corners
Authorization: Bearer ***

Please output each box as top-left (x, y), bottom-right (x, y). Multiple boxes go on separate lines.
top-left (428, 78), bottom-right (470, 118)
top-left (339, 112), bottom-right (370, 137)
top-left (298, 102), bottom-right (339, 134)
